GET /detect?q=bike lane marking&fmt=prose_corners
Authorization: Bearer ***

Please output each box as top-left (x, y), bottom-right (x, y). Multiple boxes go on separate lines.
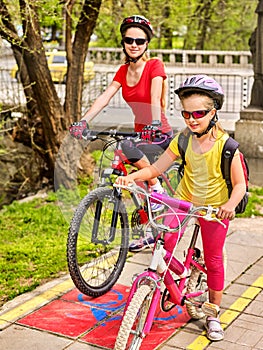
top-left (186, 274), bottom-right (263, 350)
top-left (17, 285), bottom-right (130, 338)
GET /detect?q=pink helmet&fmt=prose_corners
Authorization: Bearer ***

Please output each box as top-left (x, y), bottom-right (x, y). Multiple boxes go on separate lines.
top-left (120, 15), bottom-right (154, 42)
top-left (174, 75), bottom-right (224, 110)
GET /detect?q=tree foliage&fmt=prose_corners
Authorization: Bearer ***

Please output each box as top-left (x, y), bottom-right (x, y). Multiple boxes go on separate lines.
top-left (94, 0), bottom-right (258, 50)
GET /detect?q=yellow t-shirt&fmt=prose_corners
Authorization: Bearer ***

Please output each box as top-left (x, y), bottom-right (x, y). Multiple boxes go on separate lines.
top-left (169, 131), bottom-right (229, 207)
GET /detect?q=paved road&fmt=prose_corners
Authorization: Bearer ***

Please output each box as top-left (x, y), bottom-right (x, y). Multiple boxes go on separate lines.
top-left (0, 217), bottom-right (262, 350)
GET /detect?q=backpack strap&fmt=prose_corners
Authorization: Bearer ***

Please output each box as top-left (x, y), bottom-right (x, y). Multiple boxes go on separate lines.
top-left (221, 136), bottom-right (239, 195)
top-left (178, 130), bottom-right (191, 177)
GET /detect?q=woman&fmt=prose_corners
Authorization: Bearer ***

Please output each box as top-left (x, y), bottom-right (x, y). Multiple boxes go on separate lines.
top-left (115, 75), bottom-right (247, 341)
top-left (70, 15), bottom-right (173, 251)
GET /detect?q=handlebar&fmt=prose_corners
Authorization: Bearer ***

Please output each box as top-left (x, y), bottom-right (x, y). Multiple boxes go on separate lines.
top-left (81, 128), bottom-right (169, 144)
top-left (114, 183), bottom-right (225, 230)
top-left (82, 128), bottom-right (140, 141)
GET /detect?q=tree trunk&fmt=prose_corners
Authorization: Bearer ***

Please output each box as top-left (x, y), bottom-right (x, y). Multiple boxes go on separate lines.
top-left (195, 0), bottom-right (214, 50)
top-left (64, 0), bottom-right (102, 121)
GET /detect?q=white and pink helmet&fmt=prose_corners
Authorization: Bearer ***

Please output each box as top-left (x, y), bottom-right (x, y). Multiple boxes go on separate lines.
top-left (175, 75), bottom-right (224, 110)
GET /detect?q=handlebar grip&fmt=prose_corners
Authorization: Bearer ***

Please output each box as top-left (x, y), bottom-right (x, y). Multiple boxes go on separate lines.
top-left (151, 192), bottom-right (193, 212)
top-left (82, 128), bottom-right (90, 139)
top-left (82, 129), bottom-right (100, 140)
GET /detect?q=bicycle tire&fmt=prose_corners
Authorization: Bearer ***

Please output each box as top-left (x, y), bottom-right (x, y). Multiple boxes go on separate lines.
top-left (114, 284), bottom-right (153, 350)
top-left (186, 257), bottom-right (208, 319)
top-left (67, 186), bottom-right (129, 297)
top-left (161, 162), bottom-right (181, 196)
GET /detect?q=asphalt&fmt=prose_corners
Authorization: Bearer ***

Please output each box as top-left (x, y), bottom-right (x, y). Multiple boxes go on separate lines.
top-left (0, 217), bottom-right (262, 350)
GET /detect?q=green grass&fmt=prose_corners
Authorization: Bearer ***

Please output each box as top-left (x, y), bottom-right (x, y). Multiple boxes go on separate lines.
top-left (0, 194), bottom-right (69, 307)
top-left (0, 185), bottom-right (262, 307)
top-left (237, 186), bottom-right (263, 217)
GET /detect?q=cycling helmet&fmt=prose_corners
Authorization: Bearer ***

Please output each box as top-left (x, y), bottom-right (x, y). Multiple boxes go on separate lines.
top-left (120, 15), bottom-right (153, 42)
top-left (174, 75), bottom-right (224, 110)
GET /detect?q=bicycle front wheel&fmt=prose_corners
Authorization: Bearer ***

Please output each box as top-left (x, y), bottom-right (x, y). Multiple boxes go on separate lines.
top-left (67, 187), bottom-right (129, 297)
top-left (161, 162), bottom-right (181, 196)
top-left (114, 284), bottom-right (153, 350)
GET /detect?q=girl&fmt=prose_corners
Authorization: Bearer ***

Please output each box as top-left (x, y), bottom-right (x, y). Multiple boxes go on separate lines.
top-left (115, 74), bottom-right (247, 341)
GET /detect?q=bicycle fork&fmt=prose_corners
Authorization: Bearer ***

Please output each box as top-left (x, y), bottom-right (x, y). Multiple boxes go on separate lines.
top-left (91, 187), bottom-right (123, 244)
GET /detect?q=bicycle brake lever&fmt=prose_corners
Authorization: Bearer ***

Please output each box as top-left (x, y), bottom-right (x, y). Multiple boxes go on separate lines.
top-left (202, 206), bottom-right (226, 228)
top-left (114, 182), bottom-right (146, 193)
top-left (113, 182), bottom-right (135, 190)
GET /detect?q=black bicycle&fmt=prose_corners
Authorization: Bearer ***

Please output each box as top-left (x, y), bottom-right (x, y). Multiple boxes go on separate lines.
top-left (67, 129), bottom-right (181, 297)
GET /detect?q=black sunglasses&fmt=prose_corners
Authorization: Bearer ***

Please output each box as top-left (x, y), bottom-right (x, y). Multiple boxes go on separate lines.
top-left (123, 37), bottom-right (147, 45)
top-left (181, 109), bottom-right (212, 119)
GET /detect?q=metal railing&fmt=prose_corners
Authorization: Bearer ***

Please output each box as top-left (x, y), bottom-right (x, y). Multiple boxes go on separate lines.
top-left (0, 69), bottom-right (254, 124)
top-left (86, 47), bottom-right (253, 69)
top-left (81, 71), bottom-right (254, 119)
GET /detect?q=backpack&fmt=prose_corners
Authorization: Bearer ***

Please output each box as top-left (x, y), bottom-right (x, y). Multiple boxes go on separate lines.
top-left (177, 132), bottom-right (249, 214)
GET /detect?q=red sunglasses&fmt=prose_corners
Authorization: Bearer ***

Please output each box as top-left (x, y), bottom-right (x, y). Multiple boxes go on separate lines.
top-left (181, 109), bottom-right (212, 119)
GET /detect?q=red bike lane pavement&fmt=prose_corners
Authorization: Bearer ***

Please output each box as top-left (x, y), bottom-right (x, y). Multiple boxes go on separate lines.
top-left (0, 217), bottom-right (262, 350)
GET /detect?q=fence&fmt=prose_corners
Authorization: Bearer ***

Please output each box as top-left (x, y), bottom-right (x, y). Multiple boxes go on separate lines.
top-left (0, 68), bottom-right (254, 129)
top-left (1, 46), bottom-right (252, 69)
top-left (86, 47), bottom-right (253, 69)
top-left (82, 71), bottom-right (254, 119)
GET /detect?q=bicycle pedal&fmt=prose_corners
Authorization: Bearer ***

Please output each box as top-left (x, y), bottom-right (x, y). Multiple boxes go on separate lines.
top-left (201, 301), bottom-right (220, 318)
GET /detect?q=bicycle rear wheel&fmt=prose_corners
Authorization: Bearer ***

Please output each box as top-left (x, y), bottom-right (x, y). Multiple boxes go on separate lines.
top-left (114, 284), bottom-right (153, 350)
top-left (186, 257), bottom-right (208, 319)
top-left (67, 186), bottom-right (129, 297)
top-left (186, 248), bottom-right (227, 319)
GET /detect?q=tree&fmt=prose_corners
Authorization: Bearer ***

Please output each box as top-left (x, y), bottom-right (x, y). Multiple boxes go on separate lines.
top-left (0, 0), bottom-right (101, 181)
top-left (248, 0), bottom-right (263, 109)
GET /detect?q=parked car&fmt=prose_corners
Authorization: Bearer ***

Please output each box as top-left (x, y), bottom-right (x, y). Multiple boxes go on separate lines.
top-left (11, 51), bottom-right (95, 83)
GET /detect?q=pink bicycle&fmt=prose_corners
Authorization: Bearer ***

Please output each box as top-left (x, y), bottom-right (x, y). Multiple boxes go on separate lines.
top-left (114, 183), bottom-right (226, 350)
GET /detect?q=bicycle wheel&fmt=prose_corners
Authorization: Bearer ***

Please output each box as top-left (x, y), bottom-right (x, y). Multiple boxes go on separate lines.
top-left (67, 186), bottom-right (129, 297)
top-left (186, 256), bottom-right (208, 319)
top-left (115, 284), bottom-right (153, 350)
top-left (186, 248), bottom-right (227, 319)
top-left (161, 162), bottom-right (181, 196)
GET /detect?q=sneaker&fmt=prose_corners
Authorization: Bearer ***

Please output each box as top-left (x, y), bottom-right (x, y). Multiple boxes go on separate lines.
top-left (150, 189), bottom-right (166, 212)
top-left (129, 233), bottom-right (155, 252)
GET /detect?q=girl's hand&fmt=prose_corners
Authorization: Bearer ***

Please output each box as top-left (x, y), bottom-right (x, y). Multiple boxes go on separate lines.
top-left (217, 204), bottom-right (235, 220)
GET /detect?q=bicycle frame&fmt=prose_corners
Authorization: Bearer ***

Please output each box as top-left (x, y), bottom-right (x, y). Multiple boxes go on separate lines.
top-left (84, 129), bottom-right (178, 248)
top-left (122, 222), bottom-right (207, 334)
top-left (115, 186), bottom-right (222, 344)
top-left (91, 136), bottom-right (149, 245)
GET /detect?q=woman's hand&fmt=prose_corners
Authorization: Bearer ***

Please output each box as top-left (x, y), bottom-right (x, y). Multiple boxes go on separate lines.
top-left (115, 175), bottom-right (134, 187)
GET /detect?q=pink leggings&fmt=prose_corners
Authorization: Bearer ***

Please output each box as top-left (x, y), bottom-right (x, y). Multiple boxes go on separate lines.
top-left (164, 212), bottom-right (229, 291)
top-left (199, 217), bottom-right (229, 291)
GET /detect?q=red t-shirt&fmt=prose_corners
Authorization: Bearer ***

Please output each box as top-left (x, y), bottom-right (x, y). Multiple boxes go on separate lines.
top-left (113, 59), bottom-right (172, 133)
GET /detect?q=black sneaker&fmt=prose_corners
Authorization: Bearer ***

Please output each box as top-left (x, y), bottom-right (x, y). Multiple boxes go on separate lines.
top-left (128, 234), bottom-right (155, 252)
